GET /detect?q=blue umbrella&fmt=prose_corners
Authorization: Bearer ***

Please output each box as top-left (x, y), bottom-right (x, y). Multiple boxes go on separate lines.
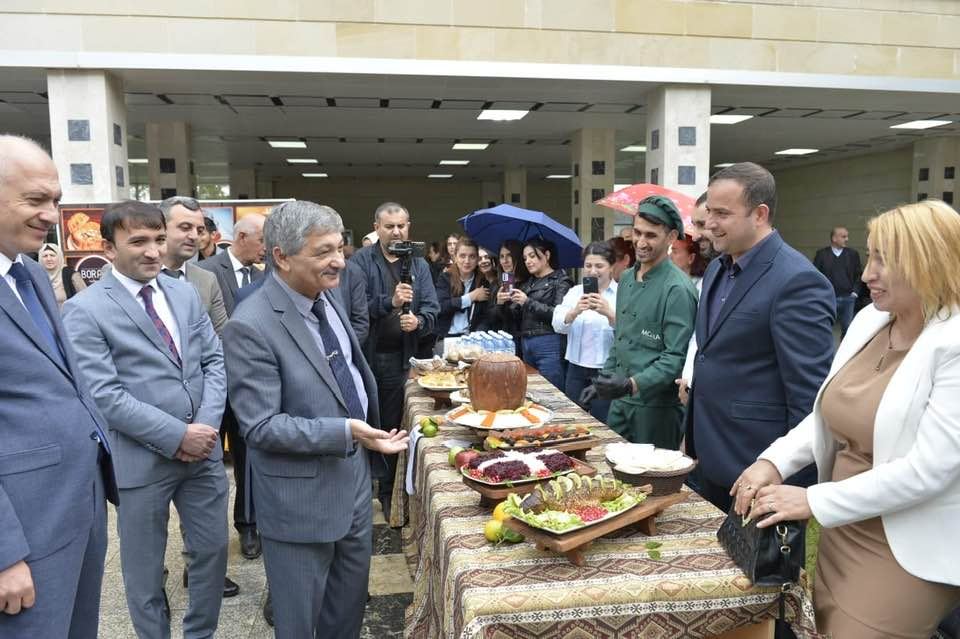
top-left (458, 204), bottom-right (584, 269)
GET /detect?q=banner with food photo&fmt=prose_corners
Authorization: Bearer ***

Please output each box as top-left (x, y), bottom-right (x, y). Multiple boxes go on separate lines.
top-left (61, 208), bottom-right (105, 253)
top-left (66, 252), bottom-right (112, 286)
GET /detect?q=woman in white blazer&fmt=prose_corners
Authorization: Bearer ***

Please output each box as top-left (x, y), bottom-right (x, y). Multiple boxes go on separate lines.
top-left (731, 200), bottom-right (960, 639)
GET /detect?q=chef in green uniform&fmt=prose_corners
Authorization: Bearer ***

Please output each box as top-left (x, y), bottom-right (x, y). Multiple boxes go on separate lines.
top-left (580, 195), bottom-right (697, 447)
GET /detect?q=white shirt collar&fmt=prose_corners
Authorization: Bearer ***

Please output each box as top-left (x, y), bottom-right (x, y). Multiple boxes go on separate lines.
top-left (0, 252), bottom-right (23, 278)
top-left (111, 268), bottom-right (158, 300)
top-left (227, 247), bottom-right (245, 273)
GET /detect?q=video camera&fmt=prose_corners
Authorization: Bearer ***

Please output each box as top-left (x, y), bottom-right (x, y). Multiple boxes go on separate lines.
top-left (387, 241), bottom-right (425, 315)
top-left (386, 240), bottom-right (425, 258)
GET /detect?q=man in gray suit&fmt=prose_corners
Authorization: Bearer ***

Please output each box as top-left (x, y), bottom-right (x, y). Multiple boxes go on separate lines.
top-left (199, 213), bottom-right (265, 557)
top-left (0, 134), bottom-right (117, 637)
top-left (63, 200), bottom-right (229, 639)
top-left (223, 201), bottom-right (408, 638)
top-left (160, 196), bottom-right (228, 335)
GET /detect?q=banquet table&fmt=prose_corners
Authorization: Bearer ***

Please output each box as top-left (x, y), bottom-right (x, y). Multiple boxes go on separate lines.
top-left (390, 373), bottom-right (818, 639)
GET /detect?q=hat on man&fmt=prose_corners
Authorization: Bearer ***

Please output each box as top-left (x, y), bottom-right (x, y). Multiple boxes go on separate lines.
top-left (636, 195), bottom-right (685, 239)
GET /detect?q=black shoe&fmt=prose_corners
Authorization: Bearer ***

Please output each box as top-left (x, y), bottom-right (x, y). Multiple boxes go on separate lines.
top-left (240, 527), bottom-right (262, 560)
top-left (182, 569), bottom-right (240, 598)
top-left (263, 591), bottom-right (274, 627)
top-left (223, 576), bottom-right (240, 598)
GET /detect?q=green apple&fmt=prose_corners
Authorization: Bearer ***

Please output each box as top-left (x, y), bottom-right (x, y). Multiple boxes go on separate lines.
top-left (448, 446), bottom-right (465, 466)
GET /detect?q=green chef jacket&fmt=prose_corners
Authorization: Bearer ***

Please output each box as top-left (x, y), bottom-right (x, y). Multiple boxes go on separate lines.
top-left (603, 258), bottom-right (697, 445)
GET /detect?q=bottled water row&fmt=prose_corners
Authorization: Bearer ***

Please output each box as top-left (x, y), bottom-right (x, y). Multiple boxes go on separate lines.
top-left (460, 330), bottom-right (516, 355)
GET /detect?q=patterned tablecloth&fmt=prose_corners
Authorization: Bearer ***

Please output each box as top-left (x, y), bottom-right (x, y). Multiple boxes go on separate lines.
top-left (391, 375), bottom-right (818, 639)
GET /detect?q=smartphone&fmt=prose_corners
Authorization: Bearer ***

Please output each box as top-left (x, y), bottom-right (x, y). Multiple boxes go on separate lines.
top-left (500, 272), bottom-right (514, 293)
top-left (583, 276), bottom-right (599, 295)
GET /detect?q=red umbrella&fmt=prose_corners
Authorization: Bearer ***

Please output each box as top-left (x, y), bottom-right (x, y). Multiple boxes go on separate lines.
top-left (595, 184), bottom-right (697, 231)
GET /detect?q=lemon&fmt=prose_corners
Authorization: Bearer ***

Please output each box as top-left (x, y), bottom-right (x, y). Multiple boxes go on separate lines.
top-left (483, 519), bottom-right (504, 543)
top-left (492, 501), bottom-right (511, 522)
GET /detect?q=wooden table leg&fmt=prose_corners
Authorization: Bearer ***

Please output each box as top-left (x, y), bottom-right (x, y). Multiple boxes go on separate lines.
top-left (635, 514), bottom-right (657, 536)
top-left (712, 620), bottom-right (774, 639)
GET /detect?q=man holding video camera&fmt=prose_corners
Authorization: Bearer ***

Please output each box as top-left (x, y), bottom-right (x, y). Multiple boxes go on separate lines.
top-left (352, 202), bottom-right (439, 522)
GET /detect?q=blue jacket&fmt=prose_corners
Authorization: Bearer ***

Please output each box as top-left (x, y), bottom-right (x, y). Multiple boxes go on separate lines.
top-left (684, 232), bottom-right (836, 489)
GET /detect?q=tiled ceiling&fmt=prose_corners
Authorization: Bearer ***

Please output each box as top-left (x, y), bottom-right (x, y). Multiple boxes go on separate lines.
top-left (0, 67), bottom-right (958, 183)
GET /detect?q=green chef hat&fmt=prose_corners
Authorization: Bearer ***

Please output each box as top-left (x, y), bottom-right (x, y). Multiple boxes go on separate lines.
top-left (636, 195), bottom-right (685, 239)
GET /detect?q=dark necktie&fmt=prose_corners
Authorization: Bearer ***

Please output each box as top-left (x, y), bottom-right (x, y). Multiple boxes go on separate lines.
top-left (139, 285), bottom-right (182, 367)
top-left (311, 300), bottom-right (365, 420)
top-left (162, 267), bottom-right (182, 279)
top-left (8, 262), bottom-right (65, 368)
top-left (240, 267), bottom-right (251, 288)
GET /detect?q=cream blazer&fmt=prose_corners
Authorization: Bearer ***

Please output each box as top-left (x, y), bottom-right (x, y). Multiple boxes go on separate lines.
top-left (760, 304), bottom-right (960, 586)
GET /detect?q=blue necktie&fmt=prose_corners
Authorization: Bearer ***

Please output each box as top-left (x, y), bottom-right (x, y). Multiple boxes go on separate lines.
top-left (9, 262), bottom-right (111, 454)
top-left (8, 262), bottom-right (65, 368)
top-left (311, 300), bottom-right (366, 421)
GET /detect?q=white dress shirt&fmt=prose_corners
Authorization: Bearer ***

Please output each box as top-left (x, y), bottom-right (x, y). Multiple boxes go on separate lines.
top-left (552, 280), bottom-right (617, 369)
top-left (227, 248), bottom-right (250, 289)
top-left (0, 252), bottom-right (26, 306)
top-left (111, 268), bottom-right (182, 355)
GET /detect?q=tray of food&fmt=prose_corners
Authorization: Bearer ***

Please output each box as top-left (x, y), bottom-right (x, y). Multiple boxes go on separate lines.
top-left (459, 449), bottom-right (579, 486)
top-left (503, 474), bottom-right (644, 533)
top-left (417, 369), bottom-right (469, 391)
top-left (483, 424), bottom-right (592, 449)
top-left (446, 401), bottom-right (553, 430)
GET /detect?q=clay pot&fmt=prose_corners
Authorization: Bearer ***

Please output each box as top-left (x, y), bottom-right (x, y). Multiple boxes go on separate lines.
top-left (467, 353), bottom-right (527, 411)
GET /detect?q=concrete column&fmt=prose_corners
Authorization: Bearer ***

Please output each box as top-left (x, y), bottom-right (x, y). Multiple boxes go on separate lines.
top-left (645, 85), bottom-right (711, 199)
top-left (229, 168), bottom-right (257, 200)
top-left (571, 128), bottom-right (616, 244)
top-left (912, 137), bottom-right (959, 206)
top-left (481, 180), bottom-right (500, 209)
top-left (146, 121), bottom-right (194, 200)
top-left (502, 167), bottom-right (527, 208)
top-left (46, 69), bottom-right (128, 203)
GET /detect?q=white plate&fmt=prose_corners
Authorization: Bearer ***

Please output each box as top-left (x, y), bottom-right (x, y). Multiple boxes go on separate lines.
top-left (461, 465), bottom-right (576, 486)
top-left (450, 390), bottom-right (470, 404)
top-left (445, 404), bottom-right (554, 430)
top-left (416, 377), bottom-right (467, 392)
top-left (511, 495), bottom-right (644, 535)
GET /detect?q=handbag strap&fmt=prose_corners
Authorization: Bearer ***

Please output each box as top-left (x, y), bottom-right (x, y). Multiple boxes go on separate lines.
top-left (776, 523), bottom-right (792, 622)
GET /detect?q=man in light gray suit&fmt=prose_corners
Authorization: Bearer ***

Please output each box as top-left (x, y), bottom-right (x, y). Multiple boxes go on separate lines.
top-left (63, 200), bottom-right (229, 639)
top-left (159, 196), bottom-right (229, 335)
top-left (0, 135), bottom-right (117, 638)
top-left (223, 201), bottom-right (408, 638)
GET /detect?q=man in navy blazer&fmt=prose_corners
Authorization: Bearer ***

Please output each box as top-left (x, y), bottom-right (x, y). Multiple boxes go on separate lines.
top-left (684, 162), bottom-right (835, 512)
top-left (0, 135), bottom-right (117, 637)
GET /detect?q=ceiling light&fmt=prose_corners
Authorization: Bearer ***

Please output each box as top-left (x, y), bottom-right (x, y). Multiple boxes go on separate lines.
top-left (775, 148), bottom-right (818, 156)
top-left (286, 158), bottom-right (318, 164)
top-left (452, 143), bottom-right (489, 150)
top-left (428, 174), bottom-right (453, 179)
top-left (301, 172), bottom-right (328, 177)
top-left (439, 160), bottom-right (470, 166)
top-left (620, 145), bottom-right (647, 152)
top-left (546, 174), bottom-right (572, 179)
top-left (128, 158), bottom-right (147, 164)
top-left (267, 139), bottom-right (306, 149)
top-left (477, 109), bottom-right (529, 121)
top-left (710, 114), bottom-right (754, 125)
top-left (889, 119), bottom-right (952, 130)
top-left (714, 163), bottom-right (735, 168)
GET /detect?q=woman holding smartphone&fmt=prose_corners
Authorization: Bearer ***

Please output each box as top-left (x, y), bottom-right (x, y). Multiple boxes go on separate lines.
top-left (496, 240), bottom-right (529, 351)
top-left (435, 238), bottom-right (494, 340)
top-left (552, 242), bottom-right (617, 422)
top-left (503, 238), bottom-right (573, 390)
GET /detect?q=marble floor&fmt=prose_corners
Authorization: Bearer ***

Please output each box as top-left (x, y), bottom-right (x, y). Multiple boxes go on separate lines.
top-left (97, 471), bottom-right (412, 638)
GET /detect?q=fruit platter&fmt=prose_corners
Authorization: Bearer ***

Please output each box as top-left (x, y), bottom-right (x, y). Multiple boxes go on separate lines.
top-left (460, 449), bottom-right (579, 486)
top-left (503, 474), bottom-right (644, 533)
top-left (502, 473), bottom-right (689, 566)
top-left (445, 401), bottom-right (553, 430)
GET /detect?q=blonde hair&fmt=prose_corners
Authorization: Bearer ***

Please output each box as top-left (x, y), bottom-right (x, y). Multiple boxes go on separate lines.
top-left (866, 200), bottom-right (960, 322)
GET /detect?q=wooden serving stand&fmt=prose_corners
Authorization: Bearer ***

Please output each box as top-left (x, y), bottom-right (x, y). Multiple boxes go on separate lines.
top-left (503, 490), bottom-right (689, 567)
top-left (487, 435), bottom-right (601, 461)
top-left (462, 459), bottom-right (597, 507)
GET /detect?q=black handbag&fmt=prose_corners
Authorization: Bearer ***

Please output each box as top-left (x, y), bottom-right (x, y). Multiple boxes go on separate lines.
top-left (717, 504), bottom-right (806, 619)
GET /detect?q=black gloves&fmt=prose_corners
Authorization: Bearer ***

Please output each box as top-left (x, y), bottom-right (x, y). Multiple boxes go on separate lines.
top-left (579, 372), bottom-right (633, 405)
